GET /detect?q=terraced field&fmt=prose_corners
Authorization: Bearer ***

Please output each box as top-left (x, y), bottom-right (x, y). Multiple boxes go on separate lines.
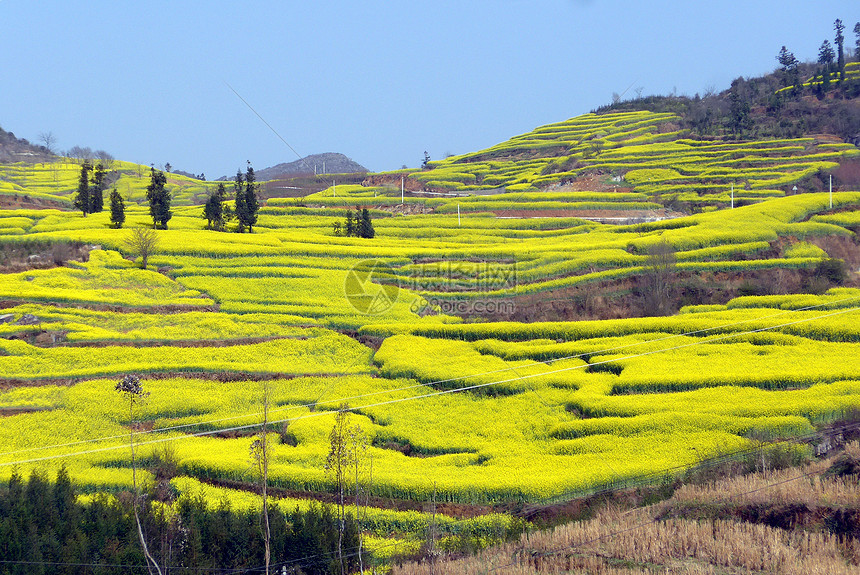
top-left (776, 60), bottom-right (860, 94)
top-left (0, 159), bottom-right (218, 207)
top-left (1, 110), bottom-right (859, 565)
top-left (394, 110), bottom-right (858, 208)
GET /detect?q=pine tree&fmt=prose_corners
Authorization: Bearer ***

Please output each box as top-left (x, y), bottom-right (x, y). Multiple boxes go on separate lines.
top-left (243, 163), bottom-right (259, 233)
top-left (345, 209), bottom-right (355, 237)
top-left (53, 465), bottom-right (80, 548)
top-left (234, 163), bottom-right (259, 233)
top-left (352, 206), bottom-right (360, 237)
top-left (776, 46), bottom-right (799, 89)
top-left (728, 80), bottom-right (751, 136)
top-left (90, 163), bottom-right (107, 213)
top-left (818, 40), bottom-right (835, 69)
top-left (817, 40), bottom-right (836, 96)
top-left (835, 19), bottom-right (846, 82)
top-left (146, 168), bottom-right (172, 229)
top-left (233, 169), bottom-right (246, 233)
top-left (204, 183), bottom-right (227, 231)
top-left (854, 22), bottom-right (860, 59)
top-left (359, 208), bottom-right (374, 238)
top-left (74, 161), bottom-right (92, 216)
top-left (109, 188), bottom-right (125, 229)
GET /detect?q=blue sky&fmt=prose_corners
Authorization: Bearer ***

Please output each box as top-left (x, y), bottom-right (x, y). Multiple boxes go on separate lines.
top-left (1, 1), bottom-right (858, 178)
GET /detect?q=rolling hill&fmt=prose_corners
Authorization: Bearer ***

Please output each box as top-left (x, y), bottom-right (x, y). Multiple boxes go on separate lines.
top-left (0, 51), bottom-right (859, 573)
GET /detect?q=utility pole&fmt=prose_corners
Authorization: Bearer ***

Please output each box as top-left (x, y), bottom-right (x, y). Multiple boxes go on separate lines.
top-left (830, 174), bottom-right (833, 209)
top-left (401, 177), bottom-right (404, 204)
top-left (458, 203), bottom-right (461, 227)
top-left (731, 184), bottom-right (734, 209)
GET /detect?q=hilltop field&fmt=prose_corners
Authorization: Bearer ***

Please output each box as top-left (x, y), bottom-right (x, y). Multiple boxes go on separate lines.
top-left (2, 82), bottom-right (860, 571)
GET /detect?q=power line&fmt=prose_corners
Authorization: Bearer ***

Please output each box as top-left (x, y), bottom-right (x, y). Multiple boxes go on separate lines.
top-left (521, 417), bottom-right (860, 516)
top-left (2, 421), bottom-right (854, 574)
top-left (1, 303), bottom-right (858, 470)
top-left (3, 294), bottom-right (856, 461)
top-left (1, 290), bottom-right (857, 575)
top-left (224, 82), bottom-right (302, 161)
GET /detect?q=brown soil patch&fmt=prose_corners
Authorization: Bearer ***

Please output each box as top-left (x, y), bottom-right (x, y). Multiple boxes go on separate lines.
top-left (200, 477), bottom-right (493, 520)
top-left (0, 371), bottom-right (354, 391)
top-left (362, 173), bottom-right (424, 192)
top-left (0, 300), bottom-right (219, 314)
top-left (0, 243), bottom-right (92, 274)
top-left (0, 406), bottom-right (50, 417)
top-left (342, 330), bottom-right (385, 351)
top-left (444, 267), bottom-right (827, 323)
top-left (551, 176), bottom-right (631, 193)
top-left (58, 335), bottom-right (309, 348)
top-left (490, 208), bottom-right (682, 220)
top-left (0, 195), bottom-right (69, 211)
top-left (377, 203), bottom-right (432, 216)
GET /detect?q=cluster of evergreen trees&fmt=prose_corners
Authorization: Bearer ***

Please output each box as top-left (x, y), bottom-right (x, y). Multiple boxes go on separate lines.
top-left (0, 467), bottom-right (359, 575)
top-left (777, 18), bottom-right (860, 95)
top-left (73, 161), bottom-right (126, 230)
top-left (73, 162), bottom-right (108, 216)
top-left (203, 163), bottom-right (259, 233)
top-left (75, 161), bottom-right (263, 235)
top-left (596, 17), bottom-right (860, 143)
top-left (334, 206), bottom-right (375, 238)
top-left (74, 164), bottom-right (167, 231)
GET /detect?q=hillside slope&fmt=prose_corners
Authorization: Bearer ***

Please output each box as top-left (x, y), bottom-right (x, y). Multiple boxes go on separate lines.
top-left (0, 126), bottom-right (53, 163)
top-left (370, 61), bottom-right (860, 215)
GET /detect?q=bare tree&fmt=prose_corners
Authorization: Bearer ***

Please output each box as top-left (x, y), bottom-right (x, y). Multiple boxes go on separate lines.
top-left (326, 404), bottom-right (365, 575)
top-left (67, 145), bottom-right (94, 163)
top-left (124, 227), bottom-right (159, 269)
top-left (115, 375), bottom-right (163, 575)
top-left (38, 131), bottom-right (57, 155)
top-left (637, 240), bottom-right (676, 316)
top-left (426, 483), bottom-right (438, 574)
top-left (250, 381), bottom-right (272, 575)
top-left (640, 240), bottom-right (676, 316)
top-left (95, 149), bottom-right (115, 168)
top-left (350, 422), bottom-right (368, 573)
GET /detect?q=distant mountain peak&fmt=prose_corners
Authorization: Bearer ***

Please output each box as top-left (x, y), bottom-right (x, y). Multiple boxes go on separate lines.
top-left (251, 153), bottom-right (368, 181)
